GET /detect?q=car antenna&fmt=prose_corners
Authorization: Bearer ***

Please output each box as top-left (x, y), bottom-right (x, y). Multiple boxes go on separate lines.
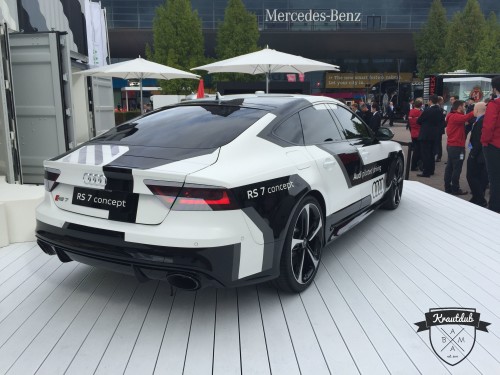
top-left (216, 91), bottom-right (223, 104)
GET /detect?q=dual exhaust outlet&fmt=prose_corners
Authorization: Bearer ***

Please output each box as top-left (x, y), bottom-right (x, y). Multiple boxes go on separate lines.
top-left (135, 265), bottom-right (201, 290)
top-left (166, 273), bottom-right (201, 291)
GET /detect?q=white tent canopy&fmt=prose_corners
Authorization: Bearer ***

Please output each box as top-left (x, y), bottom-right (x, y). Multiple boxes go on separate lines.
top-left (192, 46), bottom-right (340, 92)
top-left (75, 57), bottom-right (199, 109)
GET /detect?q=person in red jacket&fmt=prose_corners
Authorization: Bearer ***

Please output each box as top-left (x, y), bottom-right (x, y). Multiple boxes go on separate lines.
top-left (444, 100), bottom-right (475, 195)
top-left (481, 76), bottom-right (500, 213)
top-left (408, 98), bottom-right (423, 171)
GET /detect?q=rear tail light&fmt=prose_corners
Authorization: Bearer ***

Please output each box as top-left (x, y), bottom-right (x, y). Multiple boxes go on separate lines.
top-left (173, 185), bottom-right (239, 211)
top-left (44, 168), bottom-right (61, 192)
top-left (144, 180), bottom-right (238, 211)
top-left (144, 180), bottom-right (182, 209)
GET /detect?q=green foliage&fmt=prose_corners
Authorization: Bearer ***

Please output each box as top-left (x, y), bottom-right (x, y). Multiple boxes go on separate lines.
top-left (416, 0), bottom-right (500, 75)
top-left (475, 12), bottom-right (500, 72)
top-left (443, 0), bottom-right (486, 72)
top-left (415, 0), bottom-right (448, 78)
top-left (148, 0), bottom-right (204, 94)
top-left (214, 0), bottom-right (261, 83)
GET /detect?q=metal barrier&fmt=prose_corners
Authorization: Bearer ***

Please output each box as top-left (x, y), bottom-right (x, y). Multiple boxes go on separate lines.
top-left (395, 141), bottom-right (413, 181)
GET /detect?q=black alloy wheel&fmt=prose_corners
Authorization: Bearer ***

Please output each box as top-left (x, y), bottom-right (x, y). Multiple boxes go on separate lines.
top-left (275, 196), bottom-right (324, 293)
top-left (383, 156), bottom-right (404, 210)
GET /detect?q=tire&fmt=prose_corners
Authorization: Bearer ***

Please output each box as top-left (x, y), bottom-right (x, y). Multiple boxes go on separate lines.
top-left (274, 196), bottom-right (324, 293)
top-left (382, 155), bottom-right (404, 210)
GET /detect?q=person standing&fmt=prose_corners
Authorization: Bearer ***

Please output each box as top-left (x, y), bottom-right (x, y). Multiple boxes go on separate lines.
top-left (416, 95), bottom-right (442, 177)
top-left (444, 100), bottom-right (475, 195)
top-left (351, 103), bottom-right (362, 118)
top-left (465, 98), bottom-right (476, 137)
top-left (481, 76), bottom-right (500, 213)
top-left (408, 99), bottom-right (424, 171)
top-left (434, 96), bottom-right (446, 162)
top-left (360, 103), bottom-right (372, 125)
top-left (467, 102), bottom-right (488, 206)
top-left (383, 101), bottom-right (395, 126)
top-left (402, 100), bottom-right (411, 121)
top-left (368, 103), bottom-right (382, 133)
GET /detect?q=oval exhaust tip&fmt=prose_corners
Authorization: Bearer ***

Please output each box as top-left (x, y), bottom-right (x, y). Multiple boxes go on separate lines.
top-left (166, 273), bottom-right (200, 291)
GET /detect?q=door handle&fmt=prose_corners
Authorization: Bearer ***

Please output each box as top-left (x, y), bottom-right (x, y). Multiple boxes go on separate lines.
top-left (323, 158), bottom-right (337, 169)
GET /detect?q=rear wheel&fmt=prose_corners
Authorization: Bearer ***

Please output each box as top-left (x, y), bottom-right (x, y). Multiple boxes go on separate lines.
top-left (382, 156), bottom-right (404, 210)
top-left (274, 196), bottom-right (324, 293)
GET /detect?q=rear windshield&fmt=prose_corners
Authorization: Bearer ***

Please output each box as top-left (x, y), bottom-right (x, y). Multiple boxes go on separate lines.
top-left (95, 105), bottom-right (267, 148)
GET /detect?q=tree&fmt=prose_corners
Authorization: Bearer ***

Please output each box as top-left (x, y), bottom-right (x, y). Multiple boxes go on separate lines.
top-left (148, 0), bottom-right (204, 94)
top-left (475, 12), bottom-right (500, 72)
top-left (415, 0), bottom-right (448, 78)
top-left (441, 0), bottom-right (486, 72)
top-left (215, 0), bottom-right (260, 82)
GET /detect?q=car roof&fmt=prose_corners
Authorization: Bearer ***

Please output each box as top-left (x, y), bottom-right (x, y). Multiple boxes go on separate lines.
top-left (176, 93), bottom-right (344, 115)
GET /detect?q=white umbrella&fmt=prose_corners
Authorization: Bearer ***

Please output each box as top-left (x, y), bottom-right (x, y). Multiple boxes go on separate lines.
top-left (75, 57), bottom-right (199, 110)
top-left (192, 46), bottom-right (339, 93)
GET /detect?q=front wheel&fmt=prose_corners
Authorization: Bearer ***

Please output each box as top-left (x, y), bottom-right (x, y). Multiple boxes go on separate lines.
top-left (274, 196), bottom-right (324, 293)
top-left (382, 155), bottom-right (404, 210)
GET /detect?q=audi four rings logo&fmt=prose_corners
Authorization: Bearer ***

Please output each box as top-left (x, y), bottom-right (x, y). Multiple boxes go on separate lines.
top-left (372, 178), bottom-right (384, 198)
top-left (83, 173), bottom-right (107, 186)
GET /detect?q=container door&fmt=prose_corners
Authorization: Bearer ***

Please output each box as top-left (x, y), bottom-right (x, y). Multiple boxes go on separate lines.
top-left (91, 76), bottom-right (115, 136)
top-left (10, 32), bottom-right (73, 183)
top-left (0, 23), bottom-right (22, 183)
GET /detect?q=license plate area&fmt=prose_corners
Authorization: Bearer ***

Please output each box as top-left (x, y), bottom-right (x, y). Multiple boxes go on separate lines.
top-left (72, 187), bottom-right (139, 223)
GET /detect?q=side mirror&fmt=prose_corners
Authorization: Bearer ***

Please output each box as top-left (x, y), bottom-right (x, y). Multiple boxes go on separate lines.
top-left (375, 127), bottom-right (394, 141)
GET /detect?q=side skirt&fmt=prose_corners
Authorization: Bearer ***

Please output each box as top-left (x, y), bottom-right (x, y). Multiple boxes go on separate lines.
top-left (325, 196), bottom-right (385, 244)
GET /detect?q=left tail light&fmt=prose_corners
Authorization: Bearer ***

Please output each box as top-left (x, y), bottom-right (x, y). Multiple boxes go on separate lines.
top-left (144, 180), bottom-right (238, 211)
top-left (144, 180), bottom-right (183, 209)
top-left (172, 184), bottom-right (239, 211)
top-left (44, 168), bottom-right (61, 192)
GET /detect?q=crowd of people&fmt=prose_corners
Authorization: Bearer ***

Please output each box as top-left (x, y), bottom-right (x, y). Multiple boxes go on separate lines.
top-left (351, 101), bottom-right (382, 133)
top-left (406, 76), bottom-right (500, 213)
top-left (114, 103), bottom-right (153, 113)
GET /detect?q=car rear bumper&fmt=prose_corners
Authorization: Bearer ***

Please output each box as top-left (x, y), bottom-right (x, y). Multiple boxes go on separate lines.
top-left (35, 191), bottom-right (281, 287)
top-left (35, 220), bottom-right (277, 288)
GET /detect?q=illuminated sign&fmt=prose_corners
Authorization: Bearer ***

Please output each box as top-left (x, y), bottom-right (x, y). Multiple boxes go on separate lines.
top-left (326, 73), bottom-right (414, 89)
top-left (265, 9), bottom-right (362, 23)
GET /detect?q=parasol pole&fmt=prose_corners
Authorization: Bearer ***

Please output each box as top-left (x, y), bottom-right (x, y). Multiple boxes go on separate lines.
top-left (265, 46), bottom-right (270, 93)
top-left (140, 76), bottom-right (143, 113)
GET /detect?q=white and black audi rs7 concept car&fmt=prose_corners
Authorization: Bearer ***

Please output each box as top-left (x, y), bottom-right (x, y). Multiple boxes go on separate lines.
top-left (36, 94), bottom-right (404, 292)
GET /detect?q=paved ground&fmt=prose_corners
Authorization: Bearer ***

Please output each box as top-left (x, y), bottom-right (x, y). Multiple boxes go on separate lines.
top-left (390, 121), bottom-right (475, 203)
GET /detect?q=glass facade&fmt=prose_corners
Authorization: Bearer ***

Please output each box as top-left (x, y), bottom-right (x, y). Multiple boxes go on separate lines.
top-left (102, 0), bottom-right (500, 30)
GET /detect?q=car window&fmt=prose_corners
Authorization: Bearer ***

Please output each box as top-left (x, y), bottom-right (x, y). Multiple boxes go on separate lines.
top-left (95, 105), bottom-right (267, 149)
top-left (329, 104), bottom-right (372, 140)
top-left (273, 114), bottom-right (304, 145)
top-left (299, 104), bottom-right (343, 145)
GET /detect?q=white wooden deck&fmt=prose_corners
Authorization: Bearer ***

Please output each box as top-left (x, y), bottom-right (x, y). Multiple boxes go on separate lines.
top-left (0, 181), bottom-right (499, 375)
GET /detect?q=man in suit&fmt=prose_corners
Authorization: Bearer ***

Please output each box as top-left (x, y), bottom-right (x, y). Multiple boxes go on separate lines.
top-left (368, 102), bottom-right (382, 133)
top-left (360, 103), bottom-right (372, 125)
top-left (382, 101), bottom-right (395, 126)
top-left (467, 102), bottom-right (488, 206)
top-left (416, 95), bottom-right (443, 177)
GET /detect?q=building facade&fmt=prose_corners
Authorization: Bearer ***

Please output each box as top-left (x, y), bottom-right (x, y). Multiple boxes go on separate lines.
top-left (101, 0), bottom-right (500, 97)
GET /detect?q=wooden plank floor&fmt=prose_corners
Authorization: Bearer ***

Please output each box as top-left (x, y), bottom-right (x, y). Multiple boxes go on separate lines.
top-left (0, 181), bottom-right (499, 375)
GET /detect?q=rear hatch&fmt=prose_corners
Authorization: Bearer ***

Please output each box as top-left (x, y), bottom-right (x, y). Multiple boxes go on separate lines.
top-left (44, 103), bottom-right (268, 225)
